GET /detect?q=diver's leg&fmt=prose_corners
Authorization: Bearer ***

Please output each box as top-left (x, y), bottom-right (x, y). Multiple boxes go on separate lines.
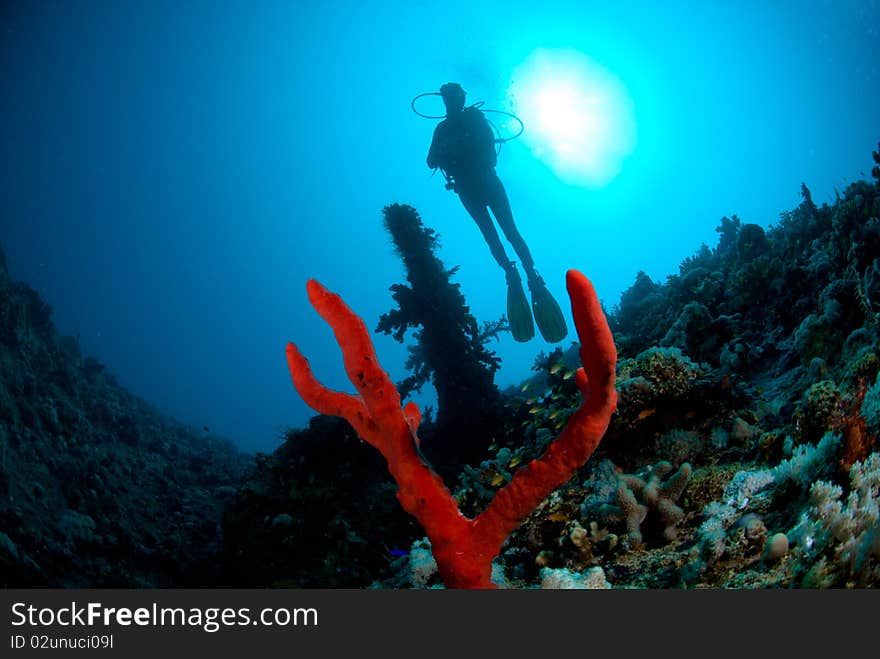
top-left (460, 189), bottom-right (535, 341)
top-left (485, 174), bottom-right (537, 277)
top-left (485, 175), bottom-right (566, 342)
top-left (458, 191), bottom-right (513, 273)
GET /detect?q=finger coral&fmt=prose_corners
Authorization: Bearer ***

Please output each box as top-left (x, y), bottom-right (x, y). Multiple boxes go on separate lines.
top-left (590, 460), bottom-right (692, 547)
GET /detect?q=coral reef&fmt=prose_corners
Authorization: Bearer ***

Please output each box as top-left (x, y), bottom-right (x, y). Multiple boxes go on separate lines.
top-left (4, 145), bottom-right (880, 589)
top-left (0, 248), bottom-right (249, 587)
top-left (220, 415), bottom-right (415, 587)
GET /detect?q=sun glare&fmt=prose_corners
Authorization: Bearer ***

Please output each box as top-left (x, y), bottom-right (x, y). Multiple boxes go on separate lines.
top-left (508, 48), bottom-right (637, 188)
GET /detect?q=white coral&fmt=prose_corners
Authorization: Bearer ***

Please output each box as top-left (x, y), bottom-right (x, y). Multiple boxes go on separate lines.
top-left (794, 452), bottom-right (880, 584)
top-left (771, 432), bottom-right (840, 488)
top-left (539, 566), bottom-right (611, 589)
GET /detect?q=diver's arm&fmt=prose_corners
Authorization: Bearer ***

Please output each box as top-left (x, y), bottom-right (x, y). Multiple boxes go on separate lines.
top-left (427, 124), bottom-right (445, 169)
top-left (477, 112), bottom-right (497, 167)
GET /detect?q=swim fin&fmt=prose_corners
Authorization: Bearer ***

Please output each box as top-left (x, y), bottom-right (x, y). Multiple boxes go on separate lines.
top-left (528, 273), bottom-right (568, 343)
top-left (505, 266), bottom-right (535, 342)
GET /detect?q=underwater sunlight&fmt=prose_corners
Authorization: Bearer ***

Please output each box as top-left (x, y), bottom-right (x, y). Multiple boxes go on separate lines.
top-left (508, 48), bottom-right (637, 188)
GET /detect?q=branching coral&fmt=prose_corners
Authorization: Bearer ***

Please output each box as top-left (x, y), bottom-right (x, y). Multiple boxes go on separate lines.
top-left (789, 452), bottom-right (880, 586)
top-left (285, 269), bottom-right (616, 588)
top-left (687, 433), bottom-right (842, 579)
top-left (863, 374), bottom-right (880, 436)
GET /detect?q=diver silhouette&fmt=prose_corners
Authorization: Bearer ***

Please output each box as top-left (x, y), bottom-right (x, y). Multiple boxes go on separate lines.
top-left (426, 82), bottom-right (567, 343)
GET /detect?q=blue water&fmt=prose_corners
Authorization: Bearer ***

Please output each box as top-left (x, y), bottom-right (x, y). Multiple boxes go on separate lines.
top-left (1, 0), bottom-right (878, 453)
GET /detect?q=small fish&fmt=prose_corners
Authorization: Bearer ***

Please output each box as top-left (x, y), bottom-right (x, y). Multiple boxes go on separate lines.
top-left (635, 408), bottom-right (656, 422)
top-left (546, 512), bottom-right (567, 522)
top-left (521, 382), bottom-right (530, 392)
top-left (403, 401), bottom-right (421, 447)
top-left (490, 473), bottom-right (506, 487)
top-left (549, 410), bottom-right (560, 420)
top-left (562, 370), bottom-right (574, 380)
top-left (508, 455), bottom-right (523, 468)
top-left (550, 363), bottom-right (563, 374)
top-left (529, 406), bottom-right (542, 415)
top-left (488, 442), bottom-right (499, 452)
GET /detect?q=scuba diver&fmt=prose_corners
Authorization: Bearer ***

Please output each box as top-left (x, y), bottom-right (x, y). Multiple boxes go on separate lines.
top-left (425, 82), bottom-right (567, 343)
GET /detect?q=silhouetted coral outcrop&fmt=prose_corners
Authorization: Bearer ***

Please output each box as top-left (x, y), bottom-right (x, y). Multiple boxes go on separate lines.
top-left (220, 416), bottom-right (416, 587)
top-left (377, 203), bottom-right (506, 475)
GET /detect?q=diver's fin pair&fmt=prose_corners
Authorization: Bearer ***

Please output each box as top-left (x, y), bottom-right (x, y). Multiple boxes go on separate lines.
top-left (528, 272), bottom-right (568, 344)
top-left (504, 265), bottom-right (569, 343)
